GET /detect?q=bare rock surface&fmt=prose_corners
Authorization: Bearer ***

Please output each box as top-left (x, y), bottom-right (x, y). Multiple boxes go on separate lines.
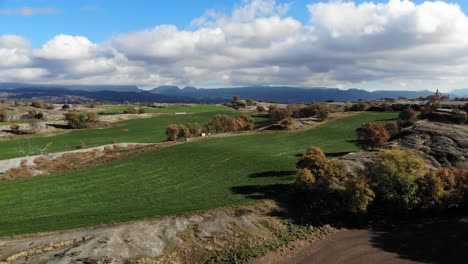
top-left (397, 121), bottom-right (468, 167)
top-left (0, 212), bottom-right (258, 264)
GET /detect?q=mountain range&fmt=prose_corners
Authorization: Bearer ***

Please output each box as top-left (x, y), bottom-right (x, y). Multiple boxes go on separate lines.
top-left (0, 83), bottom-right (447, 104)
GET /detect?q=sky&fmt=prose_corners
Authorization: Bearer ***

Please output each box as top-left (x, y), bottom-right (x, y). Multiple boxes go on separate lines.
top-left (1, 0), bottom-right (468, 91)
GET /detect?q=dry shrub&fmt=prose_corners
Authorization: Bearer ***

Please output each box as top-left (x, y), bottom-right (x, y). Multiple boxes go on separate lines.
top-left (77, 142), bottom-right (87, 149)
top-left (356, 122), bottom-right (391, 149)
top-left (2, 160), bottom-right (35, 181)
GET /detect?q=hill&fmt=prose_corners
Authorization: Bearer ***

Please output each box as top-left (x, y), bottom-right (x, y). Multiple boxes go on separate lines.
top-left (151, 86), bottom-right (433, 103)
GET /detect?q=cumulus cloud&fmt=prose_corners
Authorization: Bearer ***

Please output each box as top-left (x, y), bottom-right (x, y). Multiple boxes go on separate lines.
top-left (0, 7), bottom-right (59, 16)
top-left (1, 0), bottom-right (468, 91)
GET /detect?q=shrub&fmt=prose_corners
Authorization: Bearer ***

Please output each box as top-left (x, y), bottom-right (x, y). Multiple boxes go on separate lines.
top-left (177, 124), bottom-right (191, 139)
top-left (367, 150), bottom-right (427, 210)
top-left (356, 122), bottom-right (391, 149)
top-left (256, 105), bottom-right (266, 112)
top-left (269, 108), bottom-right (291, 121)
top-left (347, 102), bottom-right (370, 111)
top-left (344, 177), bottom-right (375, 213)
top-left (86, 112), bottom-right (99, 122)
top-left (166, 124), bottom-right (180, 141)
top-left (62, 104), bottom-right (71, 110)
top-left (246, 99), bottom-right (256, 106)
top-left (186, 123), bottom-right (202, 137)
top-left (416, 171), bottom-right (445, 208)
top-left (64, 110), bottom-right (88, 129)
top-left (236, 114), bottom-right (254, 130)
top-left (398, 107), bottom-right (417, 127)
top-left (294, 168), bottom-right (316, 190)
top-left (309, 103), bottom-right (329, 120)
top-left (31, 100), bottom-right (46, 109)
top-left (384, 122), bottom-right (400, 138)
top-left (10, 124), bottom-right (21, 134)
top-left (0, 108), bottom-right (8, 122)
top-left (123, 106), bottom-right (138, 114)
top-left (138, 108), bottom-right (146, 114)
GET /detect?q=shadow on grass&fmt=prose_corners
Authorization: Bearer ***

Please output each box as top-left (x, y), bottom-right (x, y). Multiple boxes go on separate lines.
top-left (375, 117), bottom-right (398, 122)
top-left (325, 151), bottom-right (351, 158)
top-left (248, 170), bottom-right (296, 178)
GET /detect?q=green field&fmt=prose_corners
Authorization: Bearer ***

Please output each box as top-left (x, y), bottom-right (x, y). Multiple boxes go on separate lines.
top-left (98, 104), bottom-right (227, 114)
top-left (0, 107), bottom-right (237, 160)
top-left (0, 112), bottom-right (397, 236)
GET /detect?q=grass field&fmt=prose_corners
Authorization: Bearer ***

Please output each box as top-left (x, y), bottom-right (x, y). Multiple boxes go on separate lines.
top-left (0, 107), bottom-right (237, 160)
top-left (0, 112), bottom-right (397, 236)
top-left (98, 104), bottom-right (227, 114)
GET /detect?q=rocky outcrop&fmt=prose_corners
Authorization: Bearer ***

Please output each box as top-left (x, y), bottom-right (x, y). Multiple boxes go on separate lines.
top-left (397, 121), bottom-right (467, 168)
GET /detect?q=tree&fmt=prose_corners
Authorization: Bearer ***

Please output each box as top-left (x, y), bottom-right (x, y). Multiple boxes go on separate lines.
top-left (0, 108), bottom-right (8, 122)
top-left (166, 124), bottom-right (180, 141)
top-left (356, 122), bottom-right (391, 149)
top-left (367, 150), bottom-right (427, 210)
top-left (64, 110), bottom-right (88, 129)
top-left (296, 146), bottom-right (345, 187)
top-left (177, 124), bottom-right (191, 139)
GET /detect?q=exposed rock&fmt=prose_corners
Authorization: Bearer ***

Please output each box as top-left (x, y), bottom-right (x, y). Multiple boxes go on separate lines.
top-left (396, 121), bottom-right (468, 167)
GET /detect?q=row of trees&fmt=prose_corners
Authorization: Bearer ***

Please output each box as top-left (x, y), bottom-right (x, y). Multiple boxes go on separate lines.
top-left (165, 114), bottom-right (255, 141)
top-left (295, 147), bottom-right (467, 215)
top-left (269, 103), bottom-right (329, 121)
top-left (64, 110), bottom-right (99, 129)
top-left (166, 123), bottom-right (202, 141)
top-left (205, 114), bottom-right (254, 133)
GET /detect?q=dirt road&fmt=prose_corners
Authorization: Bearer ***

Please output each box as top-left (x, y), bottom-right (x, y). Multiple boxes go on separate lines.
top-left (276, 229), bottom-right (421, 264)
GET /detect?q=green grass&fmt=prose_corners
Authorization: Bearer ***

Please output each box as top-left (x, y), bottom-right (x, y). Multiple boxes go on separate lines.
top-left (99, 104), bottom-right (228, 114)
top-left (0, 108), bottom-right (236, 160)
top-left (0, 112), bottom-right (397, 236)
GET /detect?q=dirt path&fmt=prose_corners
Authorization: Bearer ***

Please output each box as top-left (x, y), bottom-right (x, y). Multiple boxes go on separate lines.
top-left (272, 229), bottom-right (421, 264)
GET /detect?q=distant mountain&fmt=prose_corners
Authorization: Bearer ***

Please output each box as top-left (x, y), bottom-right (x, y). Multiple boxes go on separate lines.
top-left (151, 86), bottom-right (433, 103)
top-left (0, 87), bottom-right (195, 103)
top-left (0, 83), bottom-right (140, 92)
top-left (451, 88), bottom-right (468, 97)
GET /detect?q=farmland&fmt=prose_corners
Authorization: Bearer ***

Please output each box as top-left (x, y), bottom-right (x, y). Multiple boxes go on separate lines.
top-left (0, 112), bottom-right (397, 236)
top-left (0, 106), bottom-right (238, 160)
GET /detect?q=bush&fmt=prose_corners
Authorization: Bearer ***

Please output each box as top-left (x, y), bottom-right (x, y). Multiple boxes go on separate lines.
top-left (62, 104), bottom-right (71, 110)
top-left (64, 110), bottom-right (88, 129)
top-left (295, 168), bottom-right (316, 190)
top-left (205, 114), bottom-right (254, 133)
top-left (384, 122), bottom-right (400, 138)
top-left (123, 106), bottom-right (138, 114)
top-left (269, 108), bottom-right (291, 121)
top-left (0, 108), bottom-right (8, 122)
top-left (138, 108), bottom-right (146, 114)
top-left (347, 102), bottom-right (370, 111)
top-left (398, 107), bottom-right (417, 127)
top-left (296, 146), bottom-right (346, 187)
top-left (87, 112), bottom-right (99, 123)
top-left (309, 103), bottom-right (329, 120)
top-left (166, 124), bottom-right (180, 141)
top-left (256, 105), bottom-right (266, 112)
top-left (367, 150), bottom-right (427, 211)
top-left (356, 122), bottom-right (391, 149)
top-left (246, 99), bottom-right (256, 106)
top-left (344, 177), bottom-right (375, 213)
top-left (10, 123), bottom-right (21, 134)
top-left (166, 123), bottom-right (203, 141)
top-left (416, 171), bottom-right (445, 208)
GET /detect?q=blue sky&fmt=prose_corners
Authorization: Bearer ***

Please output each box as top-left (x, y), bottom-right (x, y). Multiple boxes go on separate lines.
top-left (1, 0), bottom-right (468, 91)
top-left (0, 0), bottom-right (446, 47)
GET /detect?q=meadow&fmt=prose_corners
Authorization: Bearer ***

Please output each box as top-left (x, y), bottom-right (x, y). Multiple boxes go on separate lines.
top-left (0, 112), bottom-right (397, 236)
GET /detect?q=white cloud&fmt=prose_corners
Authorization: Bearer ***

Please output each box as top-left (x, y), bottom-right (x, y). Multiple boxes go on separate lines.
top-left (1, 0), bottom-right (468, 91)
top-left (0, 7), bottom-right (59, 16)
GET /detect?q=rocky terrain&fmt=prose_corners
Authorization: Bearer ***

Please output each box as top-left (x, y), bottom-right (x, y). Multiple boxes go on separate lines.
top-left (340, 121), bottom-right (468, 174)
